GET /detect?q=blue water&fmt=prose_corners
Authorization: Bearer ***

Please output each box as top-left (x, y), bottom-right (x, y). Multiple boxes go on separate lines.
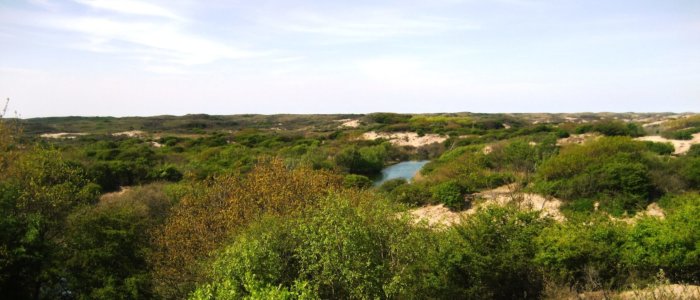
top-left (373, 160), bottom-right (430, 186)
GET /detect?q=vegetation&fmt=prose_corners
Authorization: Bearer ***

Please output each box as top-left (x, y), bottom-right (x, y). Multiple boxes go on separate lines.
top-left (2, 112), bottom-right (699, 299)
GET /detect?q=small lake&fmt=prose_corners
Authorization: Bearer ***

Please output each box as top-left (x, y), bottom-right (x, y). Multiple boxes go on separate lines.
top-left (373, 160), bottom-right (430, 186)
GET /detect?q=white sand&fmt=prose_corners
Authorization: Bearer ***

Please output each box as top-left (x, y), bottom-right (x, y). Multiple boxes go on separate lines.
top-left (556, 133), bottom-right (600, 146)
top-left (634, 133), bottom-right (700, 155)
top-left (408, 184), bottom-right (565, 228)
top-left (40, 132), bottom-right (87, 139)
top-left (113, 130), bottom-right (146, 138)
top-left (337, 119), bottom-right (361, 128)
top-left (361, 131), bottom-right (447, 147)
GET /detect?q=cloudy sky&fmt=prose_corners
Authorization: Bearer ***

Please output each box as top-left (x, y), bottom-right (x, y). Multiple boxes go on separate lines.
top-left (0, 0), bottom-right (698, 117)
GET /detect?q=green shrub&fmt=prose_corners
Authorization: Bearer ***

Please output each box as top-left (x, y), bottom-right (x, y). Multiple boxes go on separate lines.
top-left (451, 206), bottom-right (548, 299)
top-left (432, 181), bottom-right (463, 210)
top-left (535, 217), bottom-right (628, 288)
top-left (191, 195), bottom-right (441, 299)
top-left (534, 137), bottom-right (654, 212)
top-left (378, 178), bottom-right (407, 193)
top-left (343, 174), bottom-right (373, 189)
top-left (622, 193), bottom-right (700, 282)
top-left (389, 183), bottom-right (432, 206)
top-left (688, 144), bottom-right (700, 157)
top-left (643, 141), bottom-right (675, 155)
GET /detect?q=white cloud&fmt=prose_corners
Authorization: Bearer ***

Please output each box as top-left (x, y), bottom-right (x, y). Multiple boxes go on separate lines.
top-left (73, 0), bottom-right (183, 20)
top-left (268, 10), bottom-right (478, 41)
top-left (50, 17), bottom-right (261, 65)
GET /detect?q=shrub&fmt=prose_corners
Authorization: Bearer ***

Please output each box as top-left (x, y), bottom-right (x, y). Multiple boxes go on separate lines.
top-left (432, 181), bottom-right (463, 210)
top-left (451, 206), bottom-right (548, 299)
top-left (378, 178), bottom-right (407, 193)
top-left (389, 183), bottom-right (433, 206)
top-left (150, 158), bottom-right (342, 299)
top-left (622, 193), bottom-right (700, 282)
top-left (535, 217), bottom-right (628, 289)
top-left (191, 194), bottom-right (441, 299)
top-left (343, 174), bottom-right (373, 189)
top-left (534, 137), bottom-right (654, 213)
top-left (643, 141), bottom-right (675, 155)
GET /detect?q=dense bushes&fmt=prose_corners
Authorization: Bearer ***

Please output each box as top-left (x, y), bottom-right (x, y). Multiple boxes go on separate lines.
top-left (574, 120), bottom-right (644, 137)
top-left (150, 158), bottom-right (342, 299)
top-left (63, 184), bottom-right (174, 299)
top-left (334, 144), bottom-right (389, 175)
top-left (190, 194), bottom-right (440, 299)
top-left (533, 137), bottom-right (656, 214)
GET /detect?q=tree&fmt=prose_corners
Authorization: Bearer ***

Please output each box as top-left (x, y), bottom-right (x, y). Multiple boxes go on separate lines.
top-left (63, 184), bottom-right (173, 299)
top-left (0, 139), bottom-right (100, 299)
top-left (150, 158), bottom-right (342, 299)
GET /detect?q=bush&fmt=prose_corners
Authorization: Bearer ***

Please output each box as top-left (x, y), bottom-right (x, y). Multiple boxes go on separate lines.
top-left (451, 206), bottom-right (548, 299)
top-left (378, 178), bottom-right (407, 193)
top-left (389, 183), bottom-right (432, 206)
top-left (432, 181), bottom-right (463, 210)
top-left (535, 217), bottom-right (628, 289)
top-left (687, 144), bottom-right (700, 157)
top-left (534, 137), bottom-right (654, 213)
top-left (622, 193), bottom-right (700, 282)
top-left (343, 174), bottom-right (373, 189)
top-left (191, 195), bottom-right (442, 299)
top-left (334, 145), bottom-right (388, 175)
top-left (643, 141), bottom-right (675, 155)
top-left (150, 158), bottom-right (342, 299)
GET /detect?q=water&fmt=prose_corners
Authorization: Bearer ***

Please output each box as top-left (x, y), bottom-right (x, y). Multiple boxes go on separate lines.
top-left (373, 160), bottom-right (430, 186)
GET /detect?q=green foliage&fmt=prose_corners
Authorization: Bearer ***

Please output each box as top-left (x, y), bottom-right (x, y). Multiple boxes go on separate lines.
top-left (378, 178), bottom-right (407, 193)
top-left (334, 144), bottom-right (388, 175)
top-left (389, 183), bottom-right (433, 206)
top-left (150, 159), bottom-right (342, 299)
top-left (643, 141), bottom-right (675, 155)
top-left (64, 184), bottom-right (173, 299)
top-left (432, 181), bottom-right (463, 210)
top-left (680, 157), bottom-right (700, 188)
top-left (536, 217), bottom-right (628, 287)
top-left (342, 174), bottom-right (373, 189)
top-left (365, 113), bottom-right (412, 125)
top-left (191, 194), bottom-right (441, 299)
top-left (534, 137), bottom-right (654, 213)
top-left (574, 120), bottom-right (644, 137)
top-left (0, 147), bottom-right (99, 299)
top-left (623, 193), bottom-right (700, 282)
top-left (451, 206), bottom-right (549, 299)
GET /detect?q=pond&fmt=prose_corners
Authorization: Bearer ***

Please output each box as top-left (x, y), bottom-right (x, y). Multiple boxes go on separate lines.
top-left (373, 160), bottom-right (430, 186)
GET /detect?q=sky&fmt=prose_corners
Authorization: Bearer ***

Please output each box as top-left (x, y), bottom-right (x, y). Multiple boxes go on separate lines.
top-left (0, 0), bottom-right (699, 118)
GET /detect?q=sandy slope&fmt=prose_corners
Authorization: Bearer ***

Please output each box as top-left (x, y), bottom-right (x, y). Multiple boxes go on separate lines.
top-left (362, 131), bottom-right (447, 147)
top-left (409, 184), bottom-right (565, 227)
top-left (635, 133), bottom-right (700, 155)
top-left (337, 119), bottom-right (361, 128)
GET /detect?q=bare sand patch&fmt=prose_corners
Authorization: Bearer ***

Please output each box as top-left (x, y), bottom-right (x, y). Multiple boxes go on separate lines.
top-left (362, 131), bottom-right (447, 147)
top-left (409, 204), bottom-right (461, 227)
top-left (337, 119), bottom-right (361, 128)
top-left (40, 132), bottom-right (87, 139)
top-left (113, 130), bottom-right (146, 138)
top-left (472, 184), bottom-right (565, 222)
top-left (634, 133), bottom-right (700, 155)
top-left (99, 187), bottom-right (131, 203)
top-left (616, 284), bottom-right (700, 300)
top-left (557, 133), bottom-right (600, 146)
top-left (610, 202), bottom-right (666, 224)
top-left (408, 184), bottom-right (565, 228)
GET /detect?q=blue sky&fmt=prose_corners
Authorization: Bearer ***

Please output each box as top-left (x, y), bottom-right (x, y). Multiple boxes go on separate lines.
top-left (0, 0), bottom-right (698, 117)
